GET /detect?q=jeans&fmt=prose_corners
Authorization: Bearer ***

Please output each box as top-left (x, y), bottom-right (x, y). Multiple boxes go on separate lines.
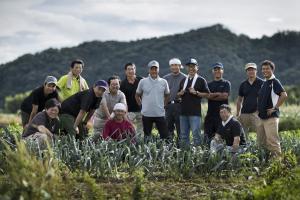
top-left (179, 115), bottom-right (201, 147)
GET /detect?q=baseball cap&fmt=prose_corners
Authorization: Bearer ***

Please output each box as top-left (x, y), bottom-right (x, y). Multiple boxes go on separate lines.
top-left (113, 103), bottom-right (127, 111)
top-left (94, 80), bottom-right (108, 90)
top-left (211, 62), bottom-right (224, 69)
top-left (44, 76), bottom-right (58, 85)
top-left (169, 58), bottom-right (183, 69)
top-left (185, 58), bottom-right (198, 66)
top-left (148, 60), bottom-right (159, 68)
top-left (245, 63), bottom-right (257, 70)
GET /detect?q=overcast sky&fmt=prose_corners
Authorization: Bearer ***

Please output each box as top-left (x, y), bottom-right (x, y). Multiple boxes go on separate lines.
top-left (0, 0), bottom-right (299, 64)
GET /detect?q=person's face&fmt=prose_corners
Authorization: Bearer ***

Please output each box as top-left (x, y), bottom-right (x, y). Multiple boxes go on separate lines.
top-left (93, 86), bottom-right (106, 97)
top-left (170, 64), bottom-right (181, 74)
top-left (125, 65), bottom-right (136, 77)
top-left (219, 108), bottom-right (230, 121)
top-left (46, 106), bottom-right (59, 119)
top-left (71, 63), bottom-right (83, 77)
top-left (262, 65), bottom-right (273, 79)
top-left (44, 83), bottom-right (56, 94)
top-left (246, 68), bottom-right (257, 79)
top-left (149, 66), bottom-right (159, 78)
top-left (187, 65), bottom-right (198, 76)
top-left (109, 79), bottom-right (120, 93)
top-left (114, 109), bottom-right (126, 120)
top-left (212, 67), bottom-right (223, 79)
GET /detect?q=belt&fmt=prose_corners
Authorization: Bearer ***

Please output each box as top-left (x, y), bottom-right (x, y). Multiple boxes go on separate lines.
top-left (168, 100), bottom-right (180, 104)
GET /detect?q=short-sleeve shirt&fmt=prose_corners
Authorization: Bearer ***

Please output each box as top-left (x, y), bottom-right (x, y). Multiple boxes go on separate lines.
top-left (136, 75), bottom-right (170, 117)
top-left (102, 119), bottom-right (135, 141)
top-left (179, 76), bottom-right (210, 116)
top-left (163, 72), bottom-right (186, 102)
top-left (238, 77), bottom-right (264, 113)
top-left (94, 90), bottom-right (127, 119)
top-left (120, 76), bottom-right (143, 112)
top-left (217, 117), bottom-right (246, 146)
top-left (207, 79), bottom-right (231, 116)
top-left (20, 86), bottom-right (59, 114)
top-left (57, 74), bottom-right (89, 101)
top-left (22, 111), bottom-right (59, 138)
top-left (61, 88), bottom-right (101, 117)
top-left (258, 78), bottom-right (285, 119)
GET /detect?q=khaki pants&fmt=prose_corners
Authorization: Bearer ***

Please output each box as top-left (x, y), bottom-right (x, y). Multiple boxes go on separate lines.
top-left (127, 112), bottom-right (143, 134)
top-left (92, 116), bottom-right (107, 141)
top-left (24, 132), bottom-right (50, 149)
top-left (257, 117), bottom-right (281, 156)
top-left (237, 112), bottom-right (260, 141)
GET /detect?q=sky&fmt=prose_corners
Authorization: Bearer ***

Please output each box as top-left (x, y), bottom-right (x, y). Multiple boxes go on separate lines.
top-left (0, 0), bottom-right (299, 64)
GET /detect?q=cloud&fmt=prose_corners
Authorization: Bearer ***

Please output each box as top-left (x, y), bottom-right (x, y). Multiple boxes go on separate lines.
top-left (0, 0), bottom-right (300, 64)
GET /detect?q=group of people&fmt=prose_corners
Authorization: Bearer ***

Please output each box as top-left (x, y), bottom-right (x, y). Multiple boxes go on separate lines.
top-left (20, 58), bottom-right (287, 157)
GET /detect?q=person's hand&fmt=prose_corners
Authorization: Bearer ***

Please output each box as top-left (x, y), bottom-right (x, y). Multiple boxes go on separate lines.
top-left (178, 89), bottom-right (185, 96)
top-left (267, 108), bottom-right (277, 116)
top-left (189, 88), bottom-right (197, 95)
top-left (73, 125), bottom-right (79, 134)
top-left (232, 144), bottom-right (239, 152)
top-left (37, 125), bottom-right (47, 133)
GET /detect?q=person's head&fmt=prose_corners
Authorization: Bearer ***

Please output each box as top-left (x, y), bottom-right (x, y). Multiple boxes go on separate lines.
top-left (113, 103), bottom-right (127, 121)
top-left (147, 60), bottom-right (159, 79)
top-left (185, 58), bottom-right (198, 77)
top-left (108, 75), bottom-right (121, 94)
top-left (124, 62), bottom-right (136, 77)
top-left (45, 98), bottom-right (60, 119)
top-left (93, 80), bottom-right (108, 97)
top-left (70, 59), bottom-right (84, 77)
top-left (169, 58), bottom-right (183, 74)
top-left (44, 76), bottom-right (57, 95)
top-left (211, 62), bottom-right (224, 80)
top-left (219, 104), bottom-right (231, 121)
top-left (261, 60), bottom-right (275, 79)
top-left (245, 63), bottom-right (257, 79)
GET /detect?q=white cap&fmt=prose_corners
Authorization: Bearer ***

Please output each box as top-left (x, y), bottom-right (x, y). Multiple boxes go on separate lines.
top-left (245, 63), bottom-right (257, 70)
top-left (113, 103), bottom-right (127, 111)
top-left (169, 58), bottom-right (183, 69)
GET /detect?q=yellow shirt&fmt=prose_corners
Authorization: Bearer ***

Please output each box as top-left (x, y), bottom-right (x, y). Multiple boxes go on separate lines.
top-left (57, 75), bottom-right (89, 101)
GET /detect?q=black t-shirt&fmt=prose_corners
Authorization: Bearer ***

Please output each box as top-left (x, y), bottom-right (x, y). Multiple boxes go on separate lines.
top-left (20, 86), bottom-right (59, 114)
top-left (179, 76), bottom-right (210, 116)
top-left (258, 78), bottom-right (285, 119)
top-left (207, 79), bottom-right (231, 116)
top-left (238, 77), bottom-right (264, 113)
top-left (22, 111), bottom-right (59, 138)
top-left (61, 88), bottom-right (101, 117)
top-left (217, 117), bottom-right (246, 146)
top-left (120, 76), bottom-right (143, 112)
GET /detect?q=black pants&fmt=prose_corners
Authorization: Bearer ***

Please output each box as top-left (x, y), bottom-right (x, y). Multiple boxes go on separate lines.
top-left (142, 116), bottom-right (169, 140)
top-left (204, 115), bottom-right (222, 145)
top-left (165, 103), bottom-right (181, 143)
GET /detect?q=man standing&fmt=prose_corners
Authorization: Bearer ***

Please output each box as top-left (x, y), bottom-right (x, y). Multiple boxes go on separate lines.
top-left (204, 63), bottom-right (231, 145)
top-left (135, 60), bottom-right (170, 141)
top-left (57, 59), bottom-right (89, 101)
top-left (60, 80), bottom-right (108, 140)
top-left (257, 60), bottom-right (287, 157)
top-left (120, 63), bottom-right (143, 133)
top-left (210, 104), bottom-right (246, 153)
top-left (236, 63), bottom-right (264, 141)
top-left (177, 58), bottom-right (210, 147)
top-left (93, 76), bottom-right (127, 141)
top-left (20, 76), bottom-right (59, 128)
top-left (163, 58), bottom-right (186, 145)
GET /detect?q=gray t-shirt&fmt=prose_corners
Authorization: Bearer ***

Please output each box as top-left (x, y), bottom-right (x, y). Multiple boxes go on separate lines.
top-left (136, 75), bottom-right (170, 117)
top-left (163, 72), bottom-right (186, 102)
top-left (94, 90), bottom-right (127, 119)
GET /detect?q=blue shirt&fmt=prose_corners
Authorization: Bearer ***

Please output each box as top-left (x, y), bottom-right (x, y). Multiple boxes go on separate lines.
top-left (238, 77), bottom-right (264, 113)
top-left (258, 78), bottom-right (285, 119)
top-left (207, 79), bottom-right (231, 116)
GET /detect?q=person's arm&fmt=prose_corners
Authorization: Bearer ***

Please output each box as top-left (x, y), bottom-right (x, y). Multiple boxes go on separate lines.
top-left (32, 124), bottom-right (53, 138)
top-left (135, 93), bottom-right (142, 107)
top-left (232, 136), bottom-right (240, 152)
top-left (73, 110), bottom-right (87, 132)
top-left (267, 91), bottom-right (288, 116)
top-left (214, 133), bottom-right (222, 143)
top-left (208, 92), bottom-right (229, 101)
top-left (164, 93), bottom-right (170, 107)
top-left (28, 104), bottom-right (38, 123)
top-left (236, 96), bottom-right (244, 117)
top-left (83, 109), bottom-right (95, 124)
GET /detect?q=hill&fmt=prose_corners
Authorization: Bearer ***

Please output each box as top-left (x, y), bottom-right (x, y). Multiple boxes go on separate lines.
top-left (0, 24), bottom-right (300, 107)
